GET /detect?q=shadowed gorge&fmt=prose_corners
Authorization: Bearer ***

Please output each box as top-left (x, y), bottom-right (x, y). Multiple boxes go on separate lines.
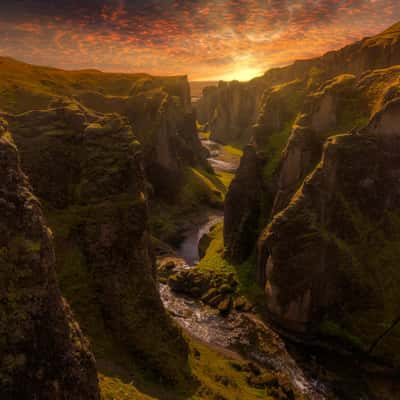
top-left (1, 5), bottom-right (400, 400)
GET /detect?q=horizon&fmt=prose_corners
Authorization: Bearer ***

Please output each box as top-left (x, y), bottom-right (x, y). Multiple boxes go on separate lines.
top-left (0, 1), bottom-right (399, 81)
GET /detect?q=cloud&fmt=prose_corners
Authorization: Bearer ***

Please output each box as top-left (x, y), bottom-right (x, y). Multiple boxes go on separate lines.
top-left (0, 0), bottom-right (399, 79)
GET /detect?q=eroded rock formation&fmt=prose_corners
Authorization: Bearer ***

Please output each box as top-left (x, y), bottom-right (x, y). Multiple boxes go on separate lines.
top-left (224, 145), bottom-right (263, 263)
top-left (2, 102), bottom-right (190, 382)
top-left (220, 22), bottom-right (400, 366)
top-left (262, 97), bottom-right (400, 366)
top-left (0, 119), bottom-right (100, 399)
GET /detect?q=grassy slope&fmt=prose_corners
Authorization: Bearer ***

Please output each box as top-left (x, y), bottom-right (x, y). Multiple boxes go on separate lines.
top-left (197, 223), bottom-right (265, 306)
top-left (99, 337), bottom-right (272, 400)
top-left (0, 56), bottom-right (186, 113)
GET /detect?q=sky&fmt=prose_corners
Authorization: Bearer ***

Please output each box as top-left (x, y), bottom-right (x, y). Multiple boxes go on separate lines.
top-left (0, 0), bottom-right (399, 81)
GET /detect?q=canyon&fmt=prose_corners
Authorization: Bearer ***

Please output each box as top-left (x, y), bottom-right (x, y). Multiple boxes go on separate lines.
top-left (1, 20), bottom-right (400, 400)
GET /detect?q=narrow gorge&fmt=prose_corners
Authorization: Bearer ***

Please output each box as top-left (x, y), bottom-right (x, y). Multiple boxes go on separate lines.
top-left (1, 15), bottom-right (400, 400)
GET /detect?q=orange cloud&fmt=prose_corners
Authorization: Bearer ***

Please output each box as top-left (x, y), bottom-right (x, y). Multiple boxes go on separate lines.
top-left (0, 0), bottom-right (399, 80)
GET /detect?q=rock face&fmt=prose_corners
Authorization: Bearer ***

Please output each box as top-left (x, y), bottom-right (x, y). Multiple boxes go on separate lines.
top-left (78, 77), bottom-right (208, 199)
top-left (272, 74), bottom-right (366, 215)
top-left (0, 120), bottom-right (100, 399)
top-left (220, 21), bottom-right (400, 367)
top-left (224, 145), bottom-right (263, 263)
top-left (196, 80), bottom-right (264, 144)
top-left (3, 102), bottom-right (189, 382)
top-left (224, 30), bottom-right (400, 266)
top-left (262, 98), bottom-right (400, 366)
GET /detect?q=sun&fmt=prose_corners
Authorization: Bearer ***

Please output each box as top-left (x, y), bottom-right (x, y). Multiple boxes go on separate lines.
top-left (215, 67), bottom-right (262, 82)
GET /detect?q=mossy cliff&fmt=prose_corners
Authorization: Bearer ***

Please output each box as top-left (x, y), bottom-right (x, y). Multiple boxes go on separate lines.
top-left (0, 120), bottom-right (100, 399)
top-left (223, 145), bottom-right (263, 263)
top-left (225, 49), bottom-right (400, 269)
top-left (261, 97), bottom-right (400, 367)
top-left (196, 80), bottom-right (265, 145)
top-left (2, 103), bottom-right (190, 383)
top-left (218, 21), bottom-right (400, 369)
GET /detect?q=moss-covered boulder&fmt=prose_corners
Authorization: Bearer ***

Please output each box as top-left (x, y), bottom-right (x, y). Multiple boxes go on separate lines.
top-left (0, 124), bottom-right (99, 399)
top-left (168, 268), bottom-right (238, 313)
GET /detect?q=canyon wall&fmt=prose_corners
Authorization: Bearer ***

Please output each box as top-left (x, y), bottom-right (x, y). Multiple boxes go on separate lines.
top-left (221, 22), bottom-right (400, 366)
top-left (0, 119), bottom-right (100, 399)
top-left (1, 101), bottom-right (190, 382)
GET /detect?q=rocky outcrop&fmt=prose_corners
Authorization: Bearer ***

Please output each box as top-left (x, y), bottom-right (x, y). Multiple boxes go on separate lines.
top-left (2, 102), bottom-right (190, 382)
top-left (195, 80), bottom-right (265, 144)
top-left (0, 120), bottom-right (100, 399)
top-left (224, 145), bottom-right (263, 263)
top-left (167, 267), bottom-right (240, 314)
top-left (195, 85), bottom-right (219, 125)
top-left (77, 77), bottom-right (208, 200)
top-left (272, 74), bottom-right (366, 214)
top-left (261, 96), bottom-right (400, 366)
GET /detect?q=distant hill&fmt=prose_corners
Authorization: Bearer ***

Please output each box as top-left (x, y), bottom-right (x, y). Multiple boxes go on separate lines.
top-left (0, 56), bottom-right (190, 113)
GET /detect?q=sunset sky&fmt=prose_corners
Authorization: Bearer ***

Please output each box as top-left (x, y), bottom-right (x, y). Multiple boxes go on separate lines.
top-left (0, 0), bottom-right (399, 81)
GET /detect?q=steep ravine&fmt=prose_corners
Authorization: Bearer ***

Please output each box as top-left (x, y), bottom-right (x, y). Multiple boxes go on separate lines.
top-left (160, 133), bottom-right (400, 400)
top-left (160, 140), bottom-right (328, 400)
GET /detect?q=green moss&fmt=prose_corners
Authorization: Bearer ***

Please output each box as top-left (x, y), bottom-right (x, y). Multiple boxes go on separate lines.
top-left (179, 167), bottom-right (224, 208)
top-left (320, 319), bottom-right (364, 349)
top-left (98, 336), bottom-right (275, 400)
top-left (315, 192), bottom-right (400, 361)
top-left (8, 236), bottom-right (41, 256)
top-left (262, 118), bottom-right (295, 183)
top-left (198, 224), bottom-right (265, 306)
top-left (222, 145), bottom-right (243, 157)
top-left (215, 171), bottom-right (235, 190)
top-left (198, 131), bottom-right (210, 140)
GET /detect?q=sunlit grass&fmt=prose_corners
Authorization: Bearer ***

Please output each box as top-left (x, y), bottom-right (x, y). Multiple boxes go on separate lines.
top-left (198, 223), bottom-right (265, 305)
top-left (222, 145), bottom-right (243, 157)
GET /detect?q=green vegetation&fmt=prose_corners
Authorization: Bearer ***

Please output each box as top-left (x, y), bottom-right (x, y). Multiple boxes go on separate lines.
top-left (215, 170), bottom-right (235, 190)
top-left (320, 319), bottom-right (364, 350)
top-left (222, 145), bottom-right (243, 157)
top-left (198, 224), bottom-right (265, 306)
top-left (99, 337), bottom-right (274, 400)
top-left (180, 167), bottom-right (224, 208)
top-left (262, 119), bottom-right (294, 183)
top-left (149, 167), bottom-right (226, 244)
top-left (0, 56), bottom-right (188, 113)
